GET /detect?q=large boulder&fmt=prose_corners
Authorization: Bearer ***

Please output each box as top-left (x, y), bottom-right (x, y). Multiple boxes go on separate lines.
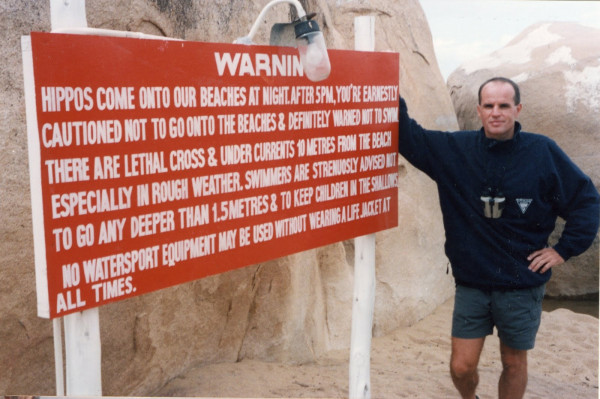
top-left (0, 0), bottom-right (456, 395)
top-left (447, 22), bottom-right (600, 298)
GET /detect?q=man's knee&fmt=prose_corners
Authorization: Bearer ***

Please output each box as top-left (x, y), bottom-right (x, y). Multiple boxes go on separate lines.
top-left (450, 355), bottom-right (478, 379)
top-left (500, 343), bottom-right (528, 373)
top-left (451, 337), bottom-right (485, 378)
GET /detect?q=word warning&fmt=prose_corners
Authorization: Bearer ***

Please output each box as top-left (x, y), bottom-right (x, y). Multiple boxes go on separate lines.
top-left (23, 32), bottom-right (399, 318)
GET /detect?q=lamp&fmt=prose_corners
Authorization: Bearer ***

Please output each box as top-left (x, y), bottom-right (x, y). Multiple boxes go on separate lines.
top-left (235, 0), bottom-right (331, 82)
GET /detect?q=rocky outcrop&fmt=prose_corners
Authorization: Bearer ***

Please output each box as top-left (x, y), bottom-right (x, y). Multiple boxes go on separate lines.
top-left (447, 22), bottom-right (600, 298)
top-left (0, 0), bottom-right (456, 395)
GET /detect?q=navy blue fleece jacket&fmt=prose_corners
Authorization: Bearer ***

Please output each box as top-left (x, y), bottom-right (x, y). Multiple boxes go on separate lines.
top-left (398, 98), bottom-right (599, 290)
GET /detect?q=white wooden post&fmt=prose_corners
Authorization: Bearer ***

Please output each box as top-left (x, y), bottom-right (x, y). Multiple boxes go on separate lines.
top-left (64, 308), bottom-right (102, 395)
top-left (50, 0), bottom-right (87, 30)
top-left (349, 16), bottom-right (376, 399)
top-left (52, 319), bottom-right (64, 395)
top-left (49, 0), bottom-right (102, 395)
top-left (349, 233), bottom-right (376, 399)
top-left (22, 32), bottom-right (64, 394)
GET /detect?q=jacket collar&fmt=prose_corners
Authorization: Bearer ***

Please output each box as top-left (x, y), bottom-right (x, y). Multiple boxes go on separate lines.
top-left (480, 122), bottom-right (522, 151)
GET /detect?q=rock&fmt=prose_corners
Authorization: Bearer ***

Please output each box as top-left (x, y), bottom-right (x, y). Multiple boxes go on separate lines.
top-left (0, 0), bottom-right (457, 395)
top-left (447, 22), bottom-right (600, 298)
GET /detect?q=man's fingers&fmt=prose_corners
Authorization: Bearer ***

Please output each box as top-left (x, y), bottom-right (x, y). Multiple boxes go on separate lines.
top-left (528, 255), bottom-right (545, 273)
top-left (527, 248), bottom-right (564, 274)
top-left (527, 250), bottom-right (544, 271)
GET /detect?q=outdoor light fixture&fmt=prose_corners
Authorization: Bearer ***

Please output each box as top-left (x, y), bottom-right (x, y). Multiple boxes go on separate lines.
top-left (235, 0), bottom-right (331, 81)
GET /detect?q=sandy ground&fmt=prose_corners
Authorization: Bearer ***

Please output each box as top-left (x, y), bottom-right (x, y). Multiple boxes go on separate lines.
top-left (155, 299), bottom-right (598, 398)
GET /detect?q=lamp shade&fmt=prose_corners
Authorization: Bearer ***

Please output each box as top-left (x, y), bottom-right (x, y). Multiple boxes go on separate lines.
top-left (294, 20), bottom-right (331, 82)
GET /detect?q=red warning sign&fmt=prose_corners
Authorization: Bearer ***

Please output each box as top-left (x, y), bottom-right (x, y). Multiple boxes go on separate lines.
top-left (23, 32), bottom-right (399, 318)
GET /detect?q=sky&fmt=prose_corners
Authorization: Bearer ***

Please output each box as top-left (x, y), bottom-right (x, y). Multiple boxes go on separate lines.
top-left (419, 0), bottom-right (600, 80)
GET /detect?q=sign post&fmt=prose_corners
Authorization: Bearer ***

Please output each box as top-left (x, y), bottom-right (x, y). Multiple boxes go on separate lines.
top-left (64, 307), bottom-right (102, 395)
top-left (53, 0), bottom-right (101, 395)
top-left (349, 15), bottom-right (377, 399)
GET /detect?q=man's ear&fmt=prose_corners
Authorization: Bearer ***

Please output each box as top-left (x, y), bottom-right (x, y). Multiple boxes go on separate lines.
top-left (516, 103), bottom-right (523, 115)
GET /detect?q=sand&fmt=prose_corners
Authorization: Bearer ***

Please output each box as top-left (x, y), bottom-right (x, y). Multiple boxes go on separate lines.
top-left (155, 299), bottom-right (598, 398)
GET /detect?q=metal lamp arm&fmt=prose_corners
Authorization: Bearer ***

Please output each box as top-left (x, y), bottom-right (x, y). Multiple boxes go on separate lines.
top-left (243, 0), bottom-right (307, 43)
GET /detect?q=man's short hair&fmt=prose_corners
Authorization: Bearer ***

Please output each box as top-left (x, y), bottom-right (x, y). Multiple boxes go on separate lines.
top-left (478, 77), bottom-right (521, 105)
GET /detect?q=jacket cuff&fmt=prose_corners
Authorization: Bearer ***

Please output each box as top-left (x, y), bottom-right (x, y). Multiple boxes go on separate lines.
top-left (552, 243), bottom-right (572, 262)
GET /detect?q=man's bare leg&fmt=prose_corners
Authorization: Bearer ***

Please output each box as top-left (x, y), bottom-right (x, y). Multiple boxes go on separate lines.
top-left (499, 341), bottom-right (528, 399)
top-left (450, 337), bottom-right (485, 399)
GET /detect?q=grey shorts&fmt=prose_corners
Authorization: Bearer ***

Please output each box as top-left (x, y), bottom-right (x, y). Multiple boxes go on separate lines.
top-left (452, 284), bottom-right (545, 350)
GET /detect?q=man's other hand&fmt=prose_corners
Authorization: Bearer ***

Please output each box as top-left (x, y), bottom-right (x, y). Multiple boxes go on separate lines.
top-left (527, 248), bottom-right (565, 273)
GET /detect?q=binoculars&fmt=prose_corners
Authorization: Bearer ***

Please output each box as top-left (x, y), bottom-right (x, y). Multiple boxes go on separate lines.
top-left (480, 188), bottom-right (505, 219)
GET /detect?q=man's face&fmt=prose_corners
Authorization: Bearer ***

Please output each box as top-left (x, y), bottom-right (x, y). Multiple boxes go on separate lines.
top-left (477, 81), bottom-right (522, 141)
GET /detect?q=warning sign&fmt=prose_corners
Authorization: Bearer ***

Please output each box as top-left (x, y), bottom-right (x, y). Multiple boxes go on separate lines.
top-left (23, 32), bottom-right (399, 318)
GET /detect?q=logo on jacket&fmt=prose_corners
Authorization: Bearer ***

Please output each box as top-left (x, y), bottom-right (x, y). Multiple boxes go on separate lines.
top-left (516, 198), bottom-right (533, 214)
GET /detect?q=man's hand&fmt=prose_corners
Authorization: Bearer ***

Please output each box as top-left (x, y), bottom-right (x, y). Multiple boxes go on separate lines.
top-left (527, 248), bottom-right (565, 273)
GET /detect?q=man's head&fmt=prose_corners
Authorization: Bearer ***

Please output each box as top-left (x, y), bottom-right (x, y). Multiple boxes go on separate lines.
top-left (477, 77), bottom-right (522, 141)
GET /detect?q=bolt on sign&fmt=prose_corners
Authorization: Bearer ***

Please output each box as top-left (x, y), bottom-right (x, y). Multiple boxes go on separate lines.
top-left (23, 32), bottom-right (399, 319)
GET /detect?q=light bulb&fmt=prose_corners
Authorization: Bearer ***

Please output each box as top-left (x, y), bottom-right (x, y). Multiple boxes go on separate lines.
top-left (295, 20), bottom-right (331, 82)
top-left (305, 40), bottom-right (324, 66)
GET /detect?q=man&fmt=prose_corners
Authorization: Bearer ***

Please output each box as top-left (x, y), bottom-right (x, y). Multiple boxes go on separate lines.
top-left (398, 77), bottom-right (599, 399)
